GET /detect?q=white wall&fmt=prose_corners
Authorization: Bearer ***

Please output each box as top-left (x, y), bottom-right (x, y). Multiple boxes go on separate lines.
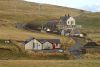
top-left (33, 40), bottom-right (42, 50)
top-left (25, 39), bottom-right (61, 50)
top-left (61, 30), bottom-right (65, 35)
top-left (66, 17), bottom-right (75, 25)
top-left (55, 44), bottom-right (61, 48)
top-left (25, 40), bottom-right (34, 50)
top-left (43, 42), bottom-right (61, 49)
top-left (43, 42), bottom-right (52, 49)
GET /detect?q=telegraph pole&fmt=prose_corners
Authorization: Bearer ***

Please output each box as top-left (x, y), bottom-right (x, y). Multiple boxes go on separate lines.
top-left (38, 3), bottom-right (42, 15)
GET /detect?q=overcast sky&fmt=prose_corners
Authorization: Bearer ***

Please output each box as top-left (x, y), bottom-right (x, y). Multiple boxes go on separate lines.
top-left (24, 0), bottom-right (100, 12)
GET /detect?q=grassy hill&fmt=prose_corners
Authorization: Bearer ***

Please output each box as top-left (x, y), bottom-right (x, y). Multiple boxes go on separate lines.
top-left (0, 0), bottom-right (99, 29)
top-left (0, 0), bottom-right (84, 23)
top-left (0, 0), bottom-right (100, 60)
top-left (76, 12), bottom-right (100, 30)
top-left (0, 0), bottom-right (99, 47)
top-left (0, 0), bottom-right (86, 43)
top-left (0, 0), bottom-right (100, 42)
top-left (76, 12), bottom-right (100, 42)
top-left (0, 0), bottom-right (76, 59)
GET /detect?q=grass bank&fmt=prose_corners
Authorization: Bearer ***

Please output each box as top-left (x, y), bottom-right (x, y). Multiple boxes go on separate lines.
top-left (0, 60), bottom-right (100, 67)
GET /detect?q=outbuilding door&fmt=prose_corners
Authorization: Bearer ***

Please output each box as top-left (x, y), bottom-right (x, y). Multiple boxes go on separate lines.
top-left (52, 43), bottom-right (55, 49)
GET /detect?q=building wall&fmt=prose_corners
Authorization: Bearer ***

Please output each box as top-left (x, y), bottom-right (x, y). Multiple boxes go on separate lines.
top-left (66, 17), bottom-right (75, 26)
top-left (25, 40), bottom-right (34, 50)
top-left (43, 42), bottom-right (52, 49)
top-left (55, 44), bottom-right (61, 48)
top-left (25, 39), bottom-right (61, 50)
top-left (61, 30), bottom-right (65, 35)
top-left (33, 39), bottom-right (42, 50)
top-left (43, 42), bottom-right (61, 49)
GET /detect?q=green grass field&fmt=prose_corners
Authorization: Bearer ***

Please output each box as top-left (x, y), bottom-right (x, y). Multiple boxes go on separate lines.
top-left (0, 60), bottom-right (100, 67)
top-left (76, 13), bottom-right (100, 29)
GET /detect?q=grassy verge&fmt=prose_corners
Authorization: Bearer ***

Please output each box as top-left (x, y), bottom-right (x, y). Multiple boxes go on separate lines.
top-left (0, 60), bottom-right (100, 67)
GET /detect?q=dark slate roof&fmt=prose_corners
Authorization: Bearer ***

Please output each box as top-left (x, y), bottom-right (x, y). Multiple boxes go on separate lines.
top-left (47, 21), bottom-right (57, 26)
top-left (23, 37), bottom-right (35, 44)
top-left (37, 39), bottom-right (61, 44)
top-left (23, 37), bottom-right (60, 44)
top-left (45, 20), bottom-right (58, 28)
top-left (65, 29), bottom-right (72, 33)
top-left (60, 15), bottom-right (70, 24)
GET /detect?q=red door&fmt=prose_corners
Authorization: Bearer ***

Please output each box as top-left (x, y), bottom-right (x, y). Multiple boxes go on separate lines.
top-left (52, 43), bottom-right (55, 49)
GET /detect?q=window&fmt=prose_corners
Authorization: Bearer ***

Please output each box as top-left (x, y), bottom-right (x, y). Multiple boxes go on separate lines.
top-left (71, 21), bottom-right (73, 25)
top-left (67, 21), bottom-right (69, 25)
top-left (71, 21), bottom-right (75, 25)
top-left (33, 43), bottom-right (34, 48)
top-left (56, 44), bottom-right (58, 46)
top-left (67, 21), bottom-right (70, 25)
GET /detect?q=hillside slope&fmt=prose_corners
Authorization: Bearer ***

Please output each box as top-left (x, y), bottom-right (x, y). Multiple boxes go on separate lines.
top-left (76, 12), bottom-right (100, 30)
top-left (1, 0), bottom-right (100, 29)
top-left (0, 0), bottom-right (100, 60)
top-left (0, 0), bottom-right (85, 23)
top-left (0, 0), bottom-right (85, 42)
top-left (0, 0), bottom-right (99, 44)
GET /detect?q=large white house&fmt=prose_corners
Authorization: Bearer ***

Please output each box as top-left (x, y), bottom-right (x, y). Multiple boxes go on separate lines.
top-left (59, 14), bottom-right (76, 27)
top-left (58, 14), bottom-right (82, 36)
top-left (23, 37), bottom-right (61, 50)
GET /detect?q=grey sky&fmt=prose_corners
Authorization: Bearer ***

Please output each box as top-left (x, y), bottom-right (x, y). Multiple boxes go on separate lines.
top-left (24, 0), bottom-right (100, 12)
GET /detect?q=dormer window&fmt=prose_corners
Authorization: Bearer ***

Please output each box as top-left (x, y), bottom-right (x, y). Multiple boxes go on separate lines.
top-left (67, 21), bottom-right (70, 25)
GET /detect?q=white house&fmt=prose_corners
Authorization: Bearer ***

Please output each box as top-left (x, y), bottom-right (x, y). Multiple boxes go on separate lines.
top-left (42, 41), bottom-right (52, 49)
top-left (37, 39), bottom-right (61, 49)
top-left (25, 39), bottom-right (34, 50)
top-left (33, 39), bottom-right (42, 50)
top-left (24, 37), bottom-right (42, 50)
top-left (58, 14), bottom-right (77, 36)
top-left (23, 37), bottom-right (61, 50)
top-left (42, 20), bottom-right (58, 33)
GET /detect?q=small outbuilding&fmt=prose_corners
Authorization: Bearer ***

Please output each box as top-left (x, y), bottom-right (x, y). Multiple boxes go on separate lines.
top-left (84, 42), bottom-right (99, 48)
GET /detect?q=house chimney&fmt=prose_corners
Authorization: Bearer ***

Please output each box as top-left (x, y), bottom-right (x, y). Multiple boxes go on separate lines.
top-left (68, 14), bottom-right (70, 17)
top-left (65, 14), bottom-right (67, 16)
